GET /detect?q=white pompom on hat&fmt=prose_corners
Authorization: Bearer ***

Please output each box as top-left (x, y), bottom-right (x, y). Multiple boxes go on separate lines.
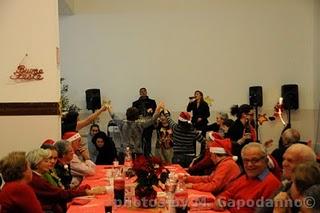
top-left (62, 131), bottom-right (81, 142)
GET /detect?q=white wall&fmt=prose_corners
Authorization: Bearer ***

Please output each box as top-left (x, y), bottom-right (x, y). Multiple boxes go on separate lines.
top-left (0, 0), bottom-right (61, 157)
top-left (314, 0), bottom-right (320, 153)
top-left (0, 0), bottom-right (60, 102)
top-left (59, 0), bottom-right (318, 149)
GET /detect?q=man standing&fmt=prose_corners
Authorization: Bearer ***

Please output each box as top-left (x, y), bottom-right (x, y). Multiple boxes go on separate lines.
top-left (132, 88), bottom-right (157, 156)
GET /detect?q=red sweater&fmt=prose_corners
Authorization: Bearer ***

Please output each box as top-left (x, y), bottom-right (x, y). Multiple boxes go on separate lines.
top-left (0, 181), bottom-right (43, 213)
top-left (187, 157), bottom-right (241, 194)
top-left (217, 170), bottom-right (281, 213)
top-left (29, 172), bottom-right (86, 213)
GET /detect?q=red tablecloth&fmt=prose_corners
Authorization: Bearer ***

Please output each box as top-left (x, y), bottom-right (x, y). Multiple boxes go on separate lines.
top-left (67, 165), bottom-right (229, 213)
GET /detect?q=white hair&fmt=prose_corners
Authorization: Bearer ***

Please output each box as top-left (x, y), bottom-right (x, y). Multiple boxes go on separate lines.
top-left (26, 148), bottom-right (51, 170)
top-left (241, 142), bottom-right (267, 158)
top-left (286, 143), bottom-right (316, 162)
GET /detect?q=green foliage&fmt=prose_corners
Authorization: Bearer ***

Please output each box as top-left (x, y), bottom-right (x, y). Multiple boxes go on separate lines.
top-left (60, 78), bottom-right (81, 112)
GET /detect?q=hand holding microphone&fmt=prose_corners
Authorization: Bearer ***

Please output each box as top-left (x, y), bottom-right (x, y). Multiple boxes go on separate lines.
top-left (279, 97), bottom-right (283, 106)
top-left (189, 96), bottom-right (195, 102)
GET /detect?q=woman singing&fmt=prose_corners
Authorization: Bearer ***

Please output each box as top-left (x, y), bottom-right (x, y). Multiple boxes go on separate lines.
top-left (187, 90), bottom-right (210, 136)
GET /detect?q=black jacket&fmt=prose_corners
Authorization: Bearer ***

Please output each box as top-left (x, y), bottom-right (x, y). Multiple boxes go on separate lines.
top-left (187, 100), bottom-right (210, 130)
top-left (132, 96), bottom-right (157, 117)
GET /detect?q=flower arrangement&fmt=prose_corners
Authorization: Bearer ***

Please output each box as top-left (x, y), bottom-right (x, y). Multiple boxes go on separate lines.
top-left (132, 155), bottom-right (169, 208)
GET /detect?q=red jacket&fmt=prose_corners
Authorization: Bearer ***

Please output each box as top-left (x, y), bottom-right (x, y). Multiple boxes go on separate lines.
top-left (0, 181), bottom-right (43, 213)
top-left (187, 156), bottom-right (241, 194)
top-left (29, 172), bottom-right (86, 213)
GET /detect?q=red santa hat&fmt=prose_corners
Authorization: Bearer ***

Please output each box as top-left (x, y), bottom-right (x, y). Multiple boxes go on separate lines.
top-left (62, 131), bottom-right (81, 142)
top-left (208, 131), bottom-right (224, 141)
top-left (42, 139), bottom-right (55, 146)
top-left (178, 112), bottom-right (191, 123)
top-left (209, 138), bottom-right (232, 155)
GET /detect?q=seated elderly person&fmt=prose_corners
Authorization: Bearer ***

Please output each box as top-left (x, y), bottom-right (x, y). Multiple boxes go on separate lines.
top-left (256, 143), bottom-right (317, 213)
top-left (213, 142), bottom-right (281, 213)
top-left (40, 140), bottom-right (65, 189)
top-left (27, 148), bottom-right (106, 213)
top-left (274, 161), bottom-right (320, 213)
top-left (62, 132), bottom-right (96, 187)
top-left (282, 143), bottom-right (316, 183)
top-left (0, 151), bottom-right (43, 213)
top-left (271, 128), bottom-right (301, 168)
top-left (185, 137), bottom-right (240, 195)
top-left (54, 140), bottom-right (74, 189)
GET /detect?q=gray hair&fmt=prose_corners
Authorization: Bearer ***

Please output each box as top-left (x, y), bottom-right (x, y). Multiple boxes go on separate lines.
top-left (0, 151), bottom-right (28, 182)
top-left (26, 148), bottom-right (51, 170)
top-left (54, 140), bottom-right (71, 158)
top-left (282, 128), bottom-right (300, 145)
top-left (241, 142), bottom-right (267, 158)
top-left (286, 143), bottom-right (316, 162)
top-left (218, 112), bottom-right (229, 120)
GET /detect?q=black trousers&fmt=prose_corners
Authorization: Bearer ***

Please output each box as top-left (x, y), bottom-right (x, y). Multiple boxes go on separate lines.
top-left (172, 153), bottom-right (195, 168)
top-left (142, 126), bottom-right (154, 156)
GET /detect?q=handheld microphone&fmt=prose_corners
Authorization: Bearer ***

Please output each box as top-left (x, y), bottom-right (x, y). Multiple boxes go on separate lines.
top-left (189, 96), bottom-right (195, 100)
top-left (279, 97), bottom-right (283, 105)
top-left (280, 180), bottom-right (292, 192)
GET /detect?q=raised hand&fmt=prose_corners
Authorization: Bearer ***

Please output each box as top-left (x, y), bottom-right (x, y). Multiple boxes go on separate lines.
top-left (156, 101), bottom-right (165, 113)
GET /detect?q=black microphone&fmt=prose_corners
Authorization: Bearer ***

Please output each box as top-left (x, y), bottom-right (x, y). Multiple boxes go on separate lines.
top-left (189, 96), bottom-right (195, 100)
top-left (280, 180), bottom-right (292, 192)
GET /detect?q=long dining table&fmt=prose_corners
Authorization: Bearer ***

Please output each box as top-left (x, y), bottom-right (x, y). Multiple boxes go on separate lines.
top-left (67, 165), bottom-right (230, 213)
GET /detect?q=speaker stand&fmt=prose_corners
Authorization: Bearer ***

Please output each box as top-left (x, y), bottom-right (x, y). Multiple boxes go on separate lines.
top-left (287, 108), bottom-right (291, 128)
top-left (254, 105), bottom-right (259, 142)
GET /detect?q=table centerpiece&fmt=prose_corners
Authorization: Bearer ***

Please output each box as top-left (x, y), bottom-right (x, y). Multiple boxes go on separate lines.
top-left (132, 155), bottom-right (169, 208)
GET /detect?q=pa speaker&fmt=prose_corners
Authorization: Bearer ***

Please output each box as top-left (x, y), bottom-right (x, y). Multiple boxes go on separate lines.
top-left (249, 86), bottom-right (263, 107)
top-left (85, 89), bottom-right (101, 111)
top-left (281, 84), bottom-right (299, 110)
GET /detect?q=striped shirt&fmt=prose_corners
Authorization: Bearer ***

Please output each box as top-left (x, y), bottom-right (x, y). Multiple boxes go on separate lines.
top-left (165, 113), bottom-right (206, 155)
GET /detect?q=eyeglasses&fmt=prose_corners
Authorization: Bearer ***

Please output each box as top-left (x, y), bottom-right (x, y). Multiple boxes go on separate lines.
top-left (243, 156), bottom-right (266, 164)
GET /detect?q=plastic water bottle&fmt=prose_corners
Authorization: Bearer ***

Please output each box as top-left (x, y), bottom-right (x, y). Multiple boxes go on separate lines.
top-left (165, 174), bottom-right (177, 213)
top-left (124, 147), bottom-right (133, 172)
